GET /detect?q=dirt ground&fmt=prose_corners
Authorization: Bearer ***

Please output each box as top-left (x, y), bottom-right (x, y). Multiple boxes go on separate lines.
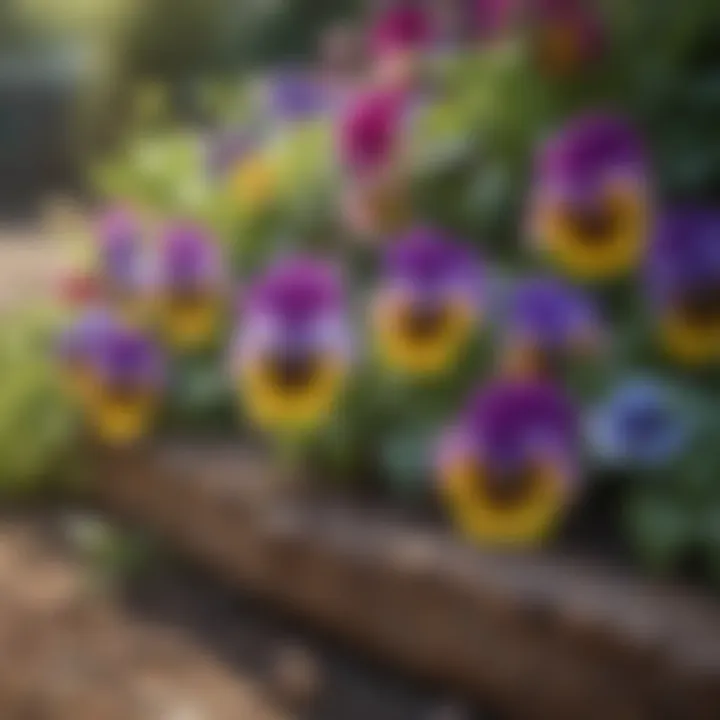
top-left (0, 515), bottom-right (294, 720)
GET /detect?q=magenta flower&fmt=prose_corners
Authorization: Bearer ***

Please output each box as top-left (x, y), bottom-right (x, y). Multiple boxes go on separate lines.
top-left (370, 1), bottom-right (434, 58)
top-left (338, 87), bottom-right (409, 175)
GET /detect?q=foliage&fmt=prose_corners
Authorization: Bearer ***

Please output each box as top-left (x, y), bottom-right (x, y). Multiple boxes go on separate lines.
top-left (46, 0), bottom-right (720, 585)
top-left (0, 306), bottom-right (81, 498)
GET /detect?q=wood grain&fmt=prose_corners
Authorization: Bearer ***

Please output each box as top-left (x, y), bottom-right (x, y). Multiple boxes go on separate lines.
top-left (93, 442), bottom-right (720, 720)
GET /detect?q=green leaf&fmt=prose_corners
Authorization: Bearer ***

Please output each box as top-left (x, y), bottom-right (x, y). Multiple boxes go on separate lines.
top-left (625, 492), bottom-right (692, 575)
top-left (378, 425), bottom-right (437, 500)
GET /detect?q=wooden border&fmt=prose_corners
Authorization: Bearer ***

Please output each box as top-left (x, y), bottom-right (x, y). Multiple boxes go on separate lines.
top-left (93, 443), bottom-right (720, 720)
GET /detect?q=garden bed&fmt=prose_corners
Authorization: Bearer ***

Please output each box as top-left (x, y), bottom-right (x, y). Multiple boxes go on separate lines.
top-left (93, 442), bottom-right (720, 720)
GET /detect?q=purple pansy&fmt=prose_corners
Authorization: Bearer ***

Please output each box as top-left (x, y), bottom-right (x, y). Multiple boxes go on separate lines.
top-left (56, 307), bottom-right (114, 370)
top-left (536, 113), bottom-right (646, 203)
top-left (89, 320), bottom-right (164, 390)
top-left (438, 379), bottom-right (579, 485)
top-left (237, 256), bottom-right (350, 364)
top-left (646, 209), bottom-right (720, 310)
top-left (436, 379), bottom-right (580, 543)
top-left (372, 228), bottom-right (484, 375)
top-left (383, 227), bottom-right (483, 303)
top-left (233, 256), bottom-right (352, 431)
top-left (155, 222), bottom-right (223, 292)
top-left (96, 207), bottom-right (143, 289)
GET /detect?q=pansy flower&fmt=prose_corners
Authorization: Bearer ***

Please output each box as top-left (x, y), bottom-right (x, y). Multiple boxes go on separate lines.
top-left (524, 0), bottom-right (605, 77)
top-left (437, 379), bottom-right (579, 544)
top-left (56, 307), bottom-right (113, 402)
top-left (338, 87), bottom-right (413, 237)
top-left (587, 378), bottom-right (693, 469)
top-left (646, 209), bottom-right (720, 364)
top-left (232, 257), bottom-right (352, 432)
top-left (370, 1), bottom-right (434, 88)
top-left (502, 277), bottom-right (601, 377)
top-left (85, 318), bottom-right (164, 446)
top-left (152, 222), bottom-right (226, 350)
top-left (529, 113), bottom-right (650, 281)
top-left (95, 207), bottom-right (146, 310)
top-left (372, 227), bottom-right (484, 376)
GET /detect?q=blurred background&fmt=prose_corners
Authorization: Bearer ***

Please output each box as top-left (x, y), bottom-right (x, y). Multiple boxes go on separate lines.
top-left (0, 0), bottom-right (363, 214)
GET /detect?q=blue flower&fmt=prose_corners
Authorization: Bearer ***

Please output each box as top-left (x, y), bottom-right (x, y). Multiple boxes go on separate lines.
top-left (587, 378), bottom-right (692, 469)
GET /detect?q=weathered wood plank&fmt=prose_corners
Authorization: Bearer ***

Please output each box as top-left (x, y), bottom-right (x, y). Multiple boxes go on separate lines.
top-left (93, 443), bottom-right (720, 720)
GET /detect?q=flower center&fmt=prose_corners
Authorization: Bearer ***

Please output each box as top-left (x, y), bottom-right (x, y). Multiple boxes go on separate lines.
top-left (530, 346), bottom-right (569, 376)
top-left (170, 286), bottom-right (208, 309)
top-left (402, 302), bottom-right (448, 341)
top-left (622, 407), bottom-right (669, 445)
top-left (566, 202), bottom-right (617, 246)
top-left (677, 286), bottom-right (720, 326)
top-left (103, 384), bottom-right (146, 407)
top-left (480, 465), bottom-right (537, 509)
top-left (266, 352), bottom-right (318, 392)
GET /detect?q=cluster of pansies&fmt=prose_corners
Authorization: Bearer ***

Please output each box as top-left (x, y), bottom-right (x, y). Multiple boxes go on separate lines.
top-left (60, 1), bottom-right (719, 569)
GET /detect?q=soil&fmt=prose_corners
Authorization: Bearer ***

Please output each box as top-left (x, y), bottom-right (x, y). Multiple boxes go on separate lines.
top-left (0, 511), bottom-right (484, 720)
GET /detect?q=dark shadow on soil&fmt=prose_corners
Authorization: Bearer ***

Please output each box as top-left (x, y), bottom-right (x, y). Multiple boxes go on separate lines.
top-left (119, 553), bottom-right (498, 720)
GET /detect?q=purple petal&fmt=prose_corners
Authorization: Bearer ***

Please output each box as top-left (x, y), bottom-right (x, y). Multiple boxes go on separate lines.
top-left (463, 379), bottom-right (578, 472)
top-left (536, 113), bottom-right (646, 201)
top-left (156, 222), bottom-right (222, 289)
top-left (383, 226), bottom-right (484, 298)
top-left (246, 255), bottom-right (345, 326)
top-left (646, 208), bottom-right (720, 304)
top-left (507, 277), bottom-right (599, 347)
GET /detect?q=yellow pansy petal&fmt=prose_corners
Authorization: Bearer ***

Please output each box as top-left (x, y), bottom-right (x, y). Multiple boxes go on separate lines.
top-left (373, 297), bottom-right (475, 376)
top-left (240, 357), bottom-right (346, 432)
top-left (441, 459), bottom-right (567, 545)
top-left (660, 313), bottom-right (720, 365)
top-left (90, 393), bottom-right (155, 446)
top-left (160, 295), bottom-right (220, 349)
top-left (537, 185), bottom-right (648, 281)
